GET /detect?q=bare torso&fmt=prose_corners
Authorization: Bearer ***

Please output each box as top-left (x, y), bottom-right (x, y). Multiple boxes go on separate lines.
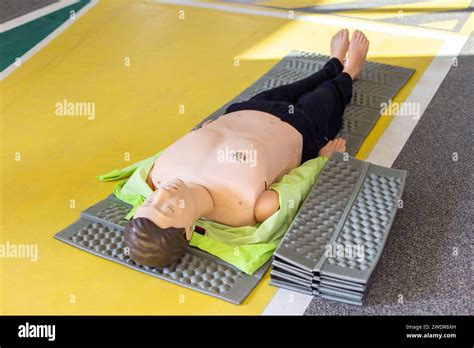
top-left (151, 110), bottom-right (303, 226)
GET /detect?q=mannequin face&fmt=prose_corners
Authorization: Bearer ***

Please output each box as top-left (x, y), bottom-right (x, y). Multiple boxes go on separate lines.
top-left (134, 179), bottom-right (195, 239)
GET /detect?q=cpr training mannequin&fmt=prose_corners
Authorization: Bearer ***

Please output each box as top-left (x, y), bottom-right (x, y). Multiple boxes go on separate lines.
top-left (125, 29), bottom-right (370, 267)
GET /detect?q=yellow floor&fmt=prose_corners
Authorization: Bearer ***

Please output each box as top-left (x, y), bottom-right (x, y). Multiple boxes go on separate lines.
top-left (0, 0), bottom-right (465, 314)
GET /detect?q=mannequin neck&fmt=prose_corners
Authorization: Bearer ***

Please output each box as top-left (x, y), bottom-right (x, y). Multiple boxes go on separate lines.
top-left (187, 183), bottom-right (214, 221)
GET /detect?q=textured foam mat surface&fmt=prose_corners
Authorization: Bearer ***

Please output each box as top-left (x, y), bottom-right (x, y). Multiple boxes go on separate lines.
top-left (55, 51), bottom-right (411, 305)
top-left (271, 152), bottom-right (407, 305)
top-left (196, 50), bottom-right (414, 156)
top-left (55, 195), bottom-right (270, 305)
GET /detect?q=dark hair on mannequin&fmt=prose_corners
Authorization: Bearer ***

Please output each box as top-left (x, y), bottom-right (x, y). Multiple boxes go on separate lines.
top-left (124, 218), bottom-right (188, 267)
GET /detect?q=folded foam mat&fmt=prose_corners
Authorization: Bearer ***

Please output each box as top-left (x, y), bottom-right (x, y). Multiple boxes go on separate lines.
top-left (271, 152), bottom-right (407, 305)
top-left (320, 275), bottom-right (366, 292)
top-left (196, 50), bottom-right (414, 156)
top-left (55, 195), bottom-right (271, 305)
top-left (270, 269), bottom-right (312, 288)
top-left (270, 278), bottom-right (314, 296)
top-left (55, 51), bottom-right (412, 305)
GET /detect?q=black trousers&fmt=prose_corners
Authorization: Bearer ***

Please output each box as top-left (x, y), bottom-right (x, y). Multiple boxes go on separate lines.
top-left (225, 58), bottom-right (353, 163)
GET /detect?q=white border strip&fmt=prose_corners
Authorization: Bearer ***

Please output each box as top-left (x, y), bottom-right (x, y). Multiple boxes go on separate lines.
top-left (262, 289), bottom-right (314, 316)
top-left (0, 0), bottom-right (78, 32)
top-left (0, 0), bottom-right (98, 81)
top-left (156, 0), bottom-right (463, 41)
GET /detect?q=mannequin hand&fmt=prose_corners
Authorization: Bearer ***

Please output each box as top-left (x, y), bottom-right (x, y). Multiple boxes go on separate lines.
top-left (255, 190), bottom-right (280, 222)
top-left (318, 138), bottom-right (346, 158)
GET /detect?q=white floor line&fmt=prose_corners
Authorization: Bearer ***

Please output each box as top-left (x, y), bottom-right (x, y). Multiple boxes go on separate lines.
top-left (0, 0), bottom-right (78, 33)
top-left (262, 289), bottom-right (314, 316)
top-left (156, 0), bottom-right (463, 41)
top-left (366, 37), bottom-right (467, 167)
top-left (0, 0), bottom-right (98, 81)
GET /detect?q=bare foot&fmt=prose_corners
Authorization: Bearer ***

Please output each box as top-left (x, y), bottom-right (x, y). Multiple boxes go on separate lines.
top-left (330, 29), bottom-right (349, 65)
top-left (343, 30), bottom-right (369, 80)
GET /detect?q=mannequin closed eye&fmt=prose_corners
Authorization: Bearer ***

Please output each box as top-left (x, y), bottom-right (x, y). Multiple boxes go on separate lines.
top-left (165, 205), bottom-right (175, 213)
top-left (160, 183), bottom-right (179, 191)
top-left (159, 204), bottom-right (176, 215)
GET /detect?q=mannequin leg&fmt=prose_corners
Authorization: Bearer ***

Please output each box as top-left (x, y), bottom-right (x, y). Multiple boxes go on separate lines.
top-left (295, 72), bottom-right (353, 140)
top-left (250, 58), bottom-right (344, 105)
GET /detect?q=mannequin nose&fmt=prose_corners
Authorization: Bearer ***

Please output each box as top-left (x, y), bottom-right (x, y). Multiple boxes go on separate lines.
top-left (153, 187), bottom-right (171, 203)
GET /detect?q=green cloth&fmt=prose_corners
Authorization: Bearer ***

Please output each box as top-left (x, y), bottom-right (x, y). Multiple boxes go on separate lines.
top-left (97, 152), bottom-right (328, 274)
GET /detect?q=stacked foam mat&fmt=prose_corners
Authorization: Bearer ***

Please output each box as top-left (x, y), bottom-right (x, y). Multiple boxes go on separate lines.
top-left (55, 51), bottom-right (412, 305)
top-left (270, 152), bottom-right (407, 305)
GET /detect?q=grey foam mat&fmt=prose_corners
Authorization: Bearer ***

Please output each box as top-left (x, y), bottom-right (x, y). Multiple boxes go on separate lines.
top-left (196, 50), bottom-right (414, 157)
top-left (269, 278), bottom-right (314, 296)
top-left (274, 152), bottom-right (407, 280)
top-left (319, 284), bottom-right (364, 300)
top-left (320, 292), bottom-right (363, 306)
top-left (271, 152), bottom-right (407, 305)
top-left (272, 262), bottom-right (314, 282)
top-left (320, 276), bottom-right (366, 292)
top-left (55, 195), bottom-right (271, 305)
top-left (316, 161), bottom-right (407, 284)
top-left (275, 153), bottom-right (366, 272)
top-left (270, 269), bottom-right (312, 288)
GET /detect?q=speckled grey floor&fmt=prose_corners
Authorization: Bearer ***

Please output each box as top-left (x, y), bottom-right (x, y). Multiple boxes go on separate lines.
top-left (382, 1), bottom-right (473, 32)
top-left (0, 0), bottom-right (57, 23)
top-left (304, 34), bottom-right (474, 316)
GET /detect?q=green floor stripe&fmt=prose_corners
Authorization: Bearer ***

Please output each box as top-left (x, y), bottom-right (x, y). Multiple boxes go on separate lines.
top-left (0, 0), bottom-right (90, 72)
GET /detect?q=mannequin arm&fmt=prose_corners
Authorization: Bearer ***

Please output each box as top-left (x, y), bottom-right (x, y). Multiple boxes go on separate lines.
top-left (255, 189), bottom-right (280, 222)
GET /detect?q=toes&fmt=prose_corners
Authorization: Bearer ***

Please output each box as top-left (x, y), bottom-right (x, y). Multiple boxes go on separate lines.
top-left (335, 29), bottom-right (349, 40)
top-left (357, 30), bottom-right (365, 41)
top-left (350, 30), bottom-right (369, 46)
top-left (342, 29), bottom-right (349, 40)
top-left (352, 30), bottom-right (360, 40)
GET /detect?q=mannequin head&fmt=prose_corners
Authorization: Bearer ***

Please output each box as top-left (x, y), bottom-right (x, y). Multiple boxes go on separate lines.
top-left (124, 217), bottom-right (188, 267)
top-left (134, 179), bottom-right (196, 239)
top-left (124, 179), bottom-right (197, 267)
